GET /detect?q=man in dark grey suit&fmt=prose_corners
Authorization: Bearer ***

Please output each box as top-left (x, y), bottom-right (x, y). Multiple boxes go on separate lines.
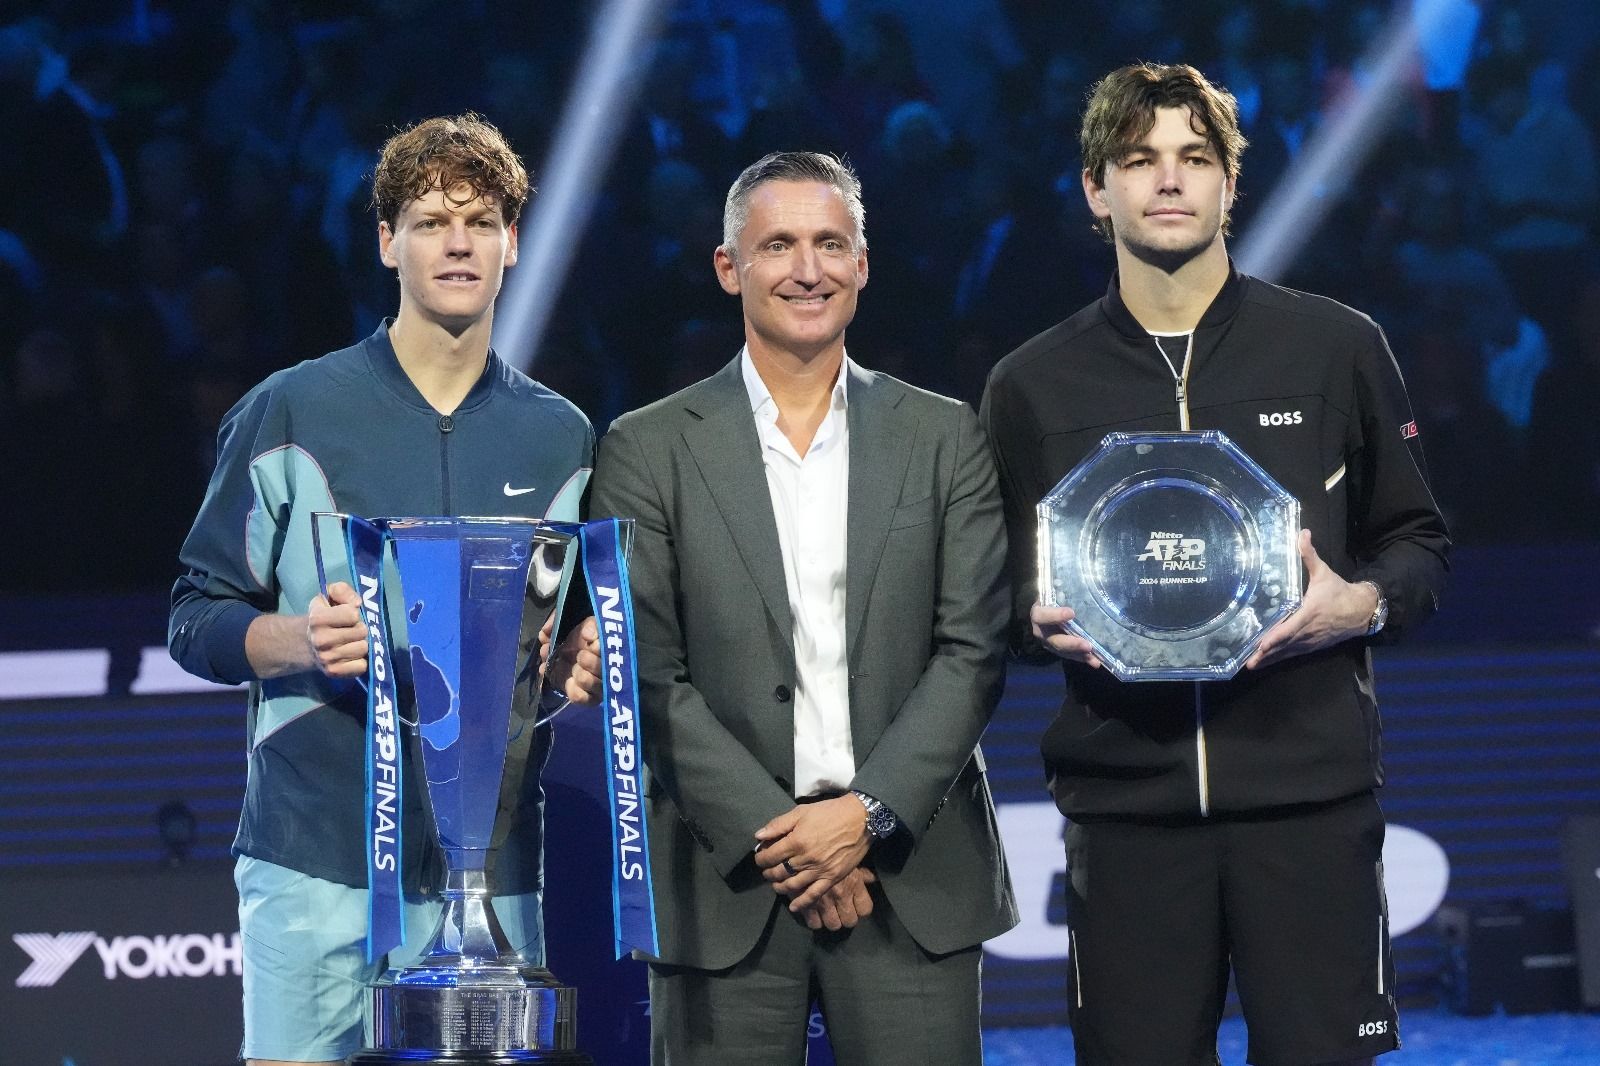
top-left (590, 152), bottom-right (1016, 1065)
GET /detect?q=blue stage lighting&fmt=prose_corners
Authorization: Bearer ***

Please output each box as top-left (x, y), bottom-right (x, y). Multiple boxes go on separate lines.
top-left (494, 0), bottom-right (672, 372)
top-left (1237, 0), bottom-right (1480, 281)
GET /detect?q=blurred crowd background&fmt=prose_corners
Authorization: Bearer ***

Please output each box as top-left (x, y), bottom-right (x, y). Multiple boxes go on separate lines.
top-left (4, 0), bottom-right (1599, 595)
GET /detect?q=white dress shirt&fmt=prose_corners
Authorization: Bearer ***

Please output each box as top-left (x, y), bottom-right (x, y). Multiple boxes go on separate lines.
top-left (741, 349), bottom-right (855, 798)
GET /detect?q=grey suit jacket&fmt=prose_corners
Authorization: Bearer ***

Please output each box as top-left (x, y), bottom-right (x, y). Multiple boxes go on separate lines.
top-left (590, 356), bottom-right (1018, 969)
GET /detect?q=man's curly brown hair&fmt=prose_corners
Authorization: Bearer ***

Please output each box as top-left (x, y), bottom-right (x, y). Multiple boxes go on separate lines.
top-left (371, 113), bottom-right (531, 228)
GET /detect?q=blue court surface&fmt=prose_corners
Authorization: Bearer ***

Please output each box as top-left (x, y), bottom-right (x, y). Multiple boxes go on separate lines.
top-left (982, 1009), bottom-right (1600, 1064)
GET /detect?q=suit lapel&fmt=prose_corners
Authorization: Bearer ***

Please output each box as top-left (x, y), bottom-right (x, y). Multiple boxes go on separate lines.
top-left (681, 357), bottom-right (795, 639)
top-left (846, 364), bottom-right (916, 661)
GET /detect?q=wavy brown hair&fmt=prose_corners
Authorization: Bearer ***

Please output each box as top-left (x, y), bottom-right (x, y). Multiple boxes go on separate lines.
top-left (371, 113), bottom-right (531, 228)
top-left (1080, 63), bottom-right (1247, 239)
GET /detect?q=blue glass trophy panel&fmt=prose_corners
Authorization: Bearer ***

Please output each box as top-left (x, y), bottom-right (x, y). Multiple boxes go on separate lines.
top-left (1038, 431), bottom-right (1302, 681)
top-left (384, 518), bottom-right (573, 861)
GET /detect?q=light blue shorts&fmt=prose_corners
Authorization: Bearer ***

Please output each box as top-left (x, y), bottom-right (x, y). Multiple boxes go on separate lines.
top-left (235, 855), bottom-right (544, 1062)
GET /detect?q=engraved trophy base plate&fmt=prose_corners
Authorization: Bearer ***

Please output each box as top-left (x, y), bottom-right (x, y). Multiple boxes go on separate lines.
top-left (349, 1051), bottom-right (593, 1064)
top-left (349, 1052), bottom-right (593, 1065)
top-left (354, 980), bottom-right (591, 1064)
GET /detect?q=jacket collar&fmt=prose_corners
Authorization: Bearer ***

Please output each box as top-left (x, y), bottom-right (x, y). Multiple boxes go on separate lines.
top-left (680, 354), bottom-right (911, 661)
top-left (361, 318), bottom-right (501, 413)
top-left (1101, 259), bottom-right (1247, 340)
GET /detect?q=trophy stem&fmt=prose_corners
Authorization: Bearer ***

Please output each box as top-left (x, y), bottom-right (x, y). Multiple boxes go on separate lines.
top-left (356, 856), bottom-right (587, 1060)
top-left (412, 862), bottom-right (533, 975)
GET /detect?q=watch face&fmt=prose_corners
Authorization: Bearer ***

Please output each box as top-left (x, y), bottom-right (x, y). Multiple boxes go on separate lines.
top-left (1037, 431), bottom-right (1302, 681)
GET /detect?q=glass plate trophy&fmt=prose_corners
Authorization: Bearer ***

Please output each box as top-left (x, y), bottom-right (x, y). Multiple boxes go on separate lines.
top-left (313, 514), bottom-right (595, 1065)
top-left (1037, 431), bottom-right (1302, 681)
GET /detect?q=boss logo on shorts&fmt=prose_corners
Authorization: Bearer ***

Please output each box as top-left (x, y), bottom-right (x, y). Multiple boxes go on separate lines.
top-left (1259, 410), bottom-right (1304, 426)
top-left (1356, 1019), bottom-right (1389, 1037)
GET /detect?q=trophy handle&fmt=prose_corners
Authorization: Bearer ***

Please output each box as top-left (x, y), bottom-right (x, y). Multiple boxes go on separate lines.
top-left (310, 510), bottom-right (350, 605)
top-left (523, 518), bottom-right (636, 725)
top-left (309, 511), bottom-right (388, 697)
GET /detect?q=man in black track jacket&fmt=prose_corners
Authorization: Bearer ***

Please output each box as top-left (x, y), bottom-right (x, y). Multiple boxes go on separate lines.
top-left (981, 63), bottom-right (1449, 1066)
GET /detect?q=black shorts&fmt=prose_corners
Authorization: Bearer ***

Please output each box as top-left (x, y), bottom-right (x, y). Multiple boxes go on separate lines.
top-left (1063, 792), bottom-right (1399, 1066)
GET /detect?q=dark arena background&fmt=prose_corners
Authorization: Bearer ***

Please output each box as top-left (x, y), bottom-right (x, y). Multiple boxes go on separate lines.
top-left (3, 1), bottom-right (1600, 1063)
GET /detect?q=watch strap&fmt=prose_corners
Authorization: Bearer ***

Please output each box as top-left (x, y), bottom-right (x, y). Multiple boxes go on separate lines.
top-left (850, 789), bottom-right (900, 841)
top-left (1361, 581), bottom-right (1389, 636)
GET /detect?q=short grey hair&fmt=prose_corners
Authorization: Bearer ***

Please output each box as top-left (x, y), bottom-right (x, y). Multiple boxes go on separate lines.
top-left (721, 151), bottom-right (867, 256)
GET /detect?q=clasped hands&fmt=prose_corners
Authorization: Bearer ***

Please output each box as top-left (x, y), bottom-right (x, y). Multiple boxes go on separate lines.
top-left (303, 583), bottom-right (604, 705)
top-left (1030, 529), bottom-right (1380, 670)
top-left (752, 795), bottom-right (876, 932)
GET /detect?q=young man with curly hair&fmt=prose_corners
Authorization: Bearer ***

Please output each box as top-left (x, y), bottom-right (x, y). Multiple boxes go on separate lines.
top-left (170, 114), bottom-right (600, 1066)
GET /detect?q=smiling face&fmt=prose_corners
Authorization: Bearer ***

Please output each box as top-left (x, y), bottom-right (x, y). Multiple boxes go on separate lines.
top-left (378, 182), bottom-right (519, 333)
top-left (1084, 105), bottom-right (1235, 273)
top-left (714, 179), bottom-right (868, 363)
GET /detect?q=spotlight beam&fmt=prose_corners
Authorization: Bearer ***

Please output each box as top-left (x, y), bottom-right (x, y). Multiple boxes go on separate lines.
top-left (495, 0), bottom-right (672, 372)
top-left (1236, 0), bottom-right (1478, 282)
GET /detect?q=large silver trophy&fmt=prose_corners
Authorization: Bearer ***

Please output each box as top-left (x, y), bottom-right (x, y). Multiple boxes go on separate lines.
top-left (313, 514), bottom-right (593, 1065)
top-left (1037, 431), bottom-right (1302, 681)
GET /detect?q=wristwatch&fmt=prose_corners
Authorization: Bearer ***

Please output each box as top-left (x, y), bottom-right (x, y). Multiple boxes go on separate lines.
top-left (850, 790), bottom-right (900, 841)
top-left (1363, 581), bottom-right (1389, 637)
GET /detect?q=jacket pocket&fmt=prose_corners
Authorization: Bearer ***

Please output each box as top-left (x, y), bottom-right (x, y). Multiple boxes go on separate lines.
top-left (888, 495), bottom-right (936, 530)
